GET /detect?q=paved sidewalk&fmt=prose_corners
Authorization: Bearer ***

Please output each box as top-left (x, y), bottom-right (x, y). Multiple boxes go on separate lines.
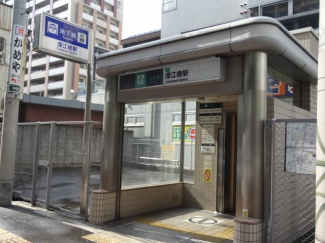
top-left (3, 201), bottom-right (234, 243)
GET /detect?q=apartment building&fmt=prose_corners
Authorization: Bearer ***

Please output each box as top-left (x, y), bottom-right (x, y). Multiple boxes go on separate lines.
top-left (4, 0), bottom-right (123, 99)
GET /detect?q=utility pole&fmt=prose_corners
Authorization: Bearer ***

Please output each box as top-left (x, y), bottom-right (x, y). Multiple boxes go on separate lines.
top-left (0, 0), bottom-right (26, 206)
top-left (317, 1), bottom-right (325, 242)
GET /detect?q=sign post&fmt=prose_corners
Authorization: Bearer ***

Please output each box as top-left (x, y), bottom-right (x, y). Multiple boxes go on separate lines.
top-left (33, 13), bottom-right (93, 216)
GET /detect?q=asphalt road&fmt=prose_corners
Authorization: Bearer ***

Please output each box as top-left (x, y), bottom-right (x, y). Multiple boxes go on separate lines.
top-left (0, 206), bottom-right (91, 243)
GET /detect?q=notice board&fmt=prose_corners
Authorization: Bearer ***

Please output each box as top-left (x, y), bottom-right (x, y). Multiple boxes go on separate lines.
top-left (285, 123), bottom-right (316, 174)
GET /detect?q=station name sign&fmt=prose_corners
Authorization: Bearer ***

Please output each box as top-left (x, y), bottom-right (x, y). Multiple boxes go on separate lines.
top-left (119, 58), bottom-right (226, 91)
top-left (33, 13), bottom-right (91, 64)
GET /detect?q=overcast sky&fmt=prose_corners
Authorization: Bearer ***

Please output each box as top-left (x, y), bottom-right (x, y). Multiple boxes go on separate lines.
top-left (122, 0), bottom-right (162, 39)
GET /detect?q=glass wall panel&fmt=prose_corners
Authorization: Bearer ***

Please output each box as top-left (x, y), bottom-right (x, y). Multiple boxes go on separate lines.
top-left (280, 13), bottom-right (319, 31)
top-left (262, 2), bottom-right (288, 18)
top-left (293, 0), bottom-right (319, 14)
top-left (183, 101), bottom-right (196, 183)
top-left (250, 7), bottom-right (259, 17)
top-left (122, 102), bottom-right (181, 187)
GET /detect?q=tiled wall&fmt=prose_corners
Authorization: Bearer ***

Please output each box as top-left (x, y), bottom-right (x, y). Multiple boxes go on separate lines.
top-left (183, 101), bottom-right (238, 211)
top-left (267, 96), bottom-right (316, 119)
top-left (292, 31), bottom-right (318, 59)
top-left (120, 183), bottom-right (183, 218)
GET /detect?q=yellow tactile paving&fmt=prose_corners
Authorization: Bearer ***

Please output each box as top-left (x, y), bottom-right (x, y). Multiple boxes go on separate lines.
top-left (0, 228), bottom-right (32, 243)
top-left (82, 233), bottom-right (126, 243)
top-left (134, 218), bottom-right (234, 243)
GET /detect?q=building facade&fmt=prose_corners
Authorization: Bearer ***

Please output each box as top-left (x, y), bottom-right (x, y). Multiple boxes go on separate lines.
top-left (161, 0), bottom-right (319, 38)
top-left (4, 0), bottom-right (123, 100)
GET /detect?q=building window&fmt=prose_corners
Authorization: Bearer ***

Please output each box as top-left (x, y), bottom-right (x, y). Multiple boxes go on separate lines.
top-left (250, 7), bottom-right (259, 17)
top-left (280, 13), bottom-right (319, 30)
top-left (83, 10), bottom-right (88, 14)
top-left (110, 34), bottom-right (116, 39)
top-left (109, 47), bottom-right (115, 51)
top-left (172, 112), bottom-right (196, 124)
top-left (111, 22), bottom-right (117, 26)
top-left (97, 16), bottom-right (104, 21)
top-left (293, 0), bottom-right (319, 14)
top-left (125, 115), bottom-right (145, 126)
top-left (79, 78), bottom-right (84, 83)
top-left (262, 1), bottom-right (288, 18)
top-left (162, 0), bottom-right (177, 12)
top-left (96, 42), bottom-right (103, 47)
top-left (97, 29), bottom-right (103, 34)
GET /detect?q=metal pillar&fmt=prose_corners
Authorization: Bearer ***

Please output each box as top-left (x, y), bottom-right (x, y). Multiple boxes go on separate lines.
top-left (241, 51), bottom-right (267, 219)
top-left (100, 76), bottom-right (122, 192)
top-left (31, 123), bottom-right (40, 206)
top-left (0, 0), bottom-right (26, 207)
top-left (45, 122), bottom-right (56, 210)
top-left (316, 1), bottom-right (325, 242)
top-left (179, 102), bottom-right (186, 182)
top-left (80, 32), bottom-right (94, 216)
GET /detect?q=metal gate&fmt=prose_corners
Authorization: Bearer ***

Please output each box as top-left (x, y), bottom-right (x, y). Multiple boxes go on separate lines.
top-left (13, 121), bottom-right (103, 217)
top-left (266, 119), bottom-right (316, 243)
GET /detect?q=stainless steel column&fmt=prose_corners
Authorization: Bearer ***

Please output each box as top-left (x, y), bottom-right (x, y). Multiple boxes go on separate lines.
top-left (100, 76), bottom-right (122, 191)
top-left (241, 52), bottom-right (267, 219)
top-left (316, 1), bottom-right (325, 241)
top-left (179, 102), bottom-right (186, 182)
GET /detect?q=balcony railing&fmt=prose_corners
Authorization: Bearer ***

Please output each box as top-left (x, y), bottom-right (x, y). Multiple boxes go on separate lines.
top-left (104, 9), bottom-right (114, 18)
top-left (25, 83), bottom-right (45, 93)
top-left (55, 10), bottom-right (68, 19)
top-left (110, 24), bottom-right (119, 33)
top-left (48, 80), bottom-right (64, 90)
top-left (53, 0), bottom-right (69, 10)
top-left (35, 5), bottom-right (51, 15)
top-left (82, 12), bottom-right (94, 23)
top-left (96, 32), bottom-right (107, 42)
top-left (30, 71), bottom-right (46, 80)
top-left (27, 56), bottom-right (62, 68)
top-left (109, 37), bottom-right (118, 46)
top-left (49, 67), bottom-right (64, 76)
top-left (105, 0), bottom-right (114, 6)
top-left (97, 19), bottom-right (107, 28)
top-left (90, 2), bottom-right (101, 11)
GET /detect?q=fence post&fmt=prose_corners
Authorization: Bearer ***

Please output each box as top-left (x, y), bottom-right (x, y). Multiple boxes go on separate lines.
top-left (45, 122), bottom-right (56, 210)
top-left (31, 122), bottom-right (40, 206)
top-left (270, 119), bottom-right (276, 243)
top-left (81, 121), bottom-right (92, 217)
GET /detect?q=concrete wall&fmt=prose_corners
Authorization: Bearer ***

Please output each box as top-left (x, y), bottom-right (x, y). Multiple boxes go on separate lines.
top-left (161, 0), bottom-right (245, 38)
top-left (161, 0), bottom-right (293, 38)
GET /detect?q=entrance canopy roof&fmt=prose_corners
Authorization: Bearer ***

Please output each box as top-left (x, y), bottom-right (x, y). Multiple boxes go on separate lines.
top-left (96, 17), bottom-right (318, 85)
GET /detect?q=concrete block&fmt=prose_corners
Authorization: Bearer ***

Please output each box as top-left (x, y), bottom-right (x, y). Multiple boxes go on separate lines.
top-left (0, 180), bottom-right (13, 206)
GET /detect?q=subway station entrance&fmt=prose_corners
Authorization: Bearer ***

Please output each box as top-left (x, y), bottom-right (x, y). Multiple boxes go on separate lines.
top-left (95, 17), bottom-right (318, 242)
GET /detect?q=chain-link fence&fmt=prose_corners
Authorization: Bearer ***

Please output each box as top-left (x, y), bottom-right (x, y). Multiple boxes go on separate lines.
top-left (12, 121), bottom-right (103, 217)
top-left (266, 120), bottom-right (316, 243)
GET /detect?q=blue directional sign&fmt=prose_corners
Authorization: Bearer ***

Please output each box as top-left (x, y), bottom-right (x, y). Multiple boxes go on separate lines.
top-left (34, 13), bottom-right (91, 64)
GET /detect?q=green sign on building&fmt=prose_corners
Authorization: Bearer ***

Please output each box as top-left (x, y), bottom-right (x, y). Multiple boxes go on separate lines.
top-left (135, 72), bottom-right (146, 88)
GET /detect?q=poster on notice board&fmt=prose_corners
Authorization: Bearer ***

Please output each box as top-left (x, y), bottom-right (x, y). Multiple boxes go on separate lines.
top-left (285, 123), bottom-right (316, 174)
